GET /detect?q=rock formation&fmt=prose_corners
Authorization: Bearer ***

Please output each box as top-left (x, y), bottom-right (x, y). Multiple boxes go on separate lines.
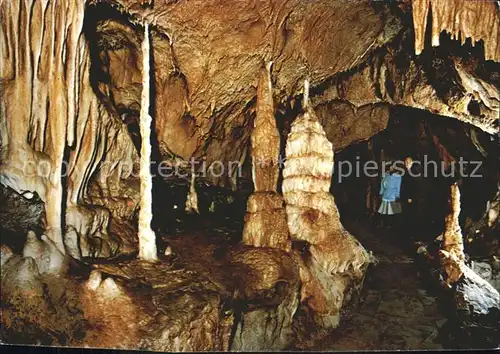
top-left (228, 246), bottom-right (300, 350)
top-left (0, 0), bottom-right (499, 351)
top-left (3, 1), bottom-right (496, 256)
top-left (22, 231), bottom-right (68, 276)
top-left (283, 80), bottom-right (372, 329)
top-left (0, 0), bottom-right (138, 257)
top-left (438, 183), bottom-right (499, 314)
top-left (137, 23), bottom-right (157, 262)
top-left (81, 261), bottom-right (234, 351)
top-left (412, 0), bottom-right (500, 62)
top-left (185, 172), bottom-right (199, 214)
top-left (317, 40), bottom-right (499, 135)
top-left (242, 63), bottom-right (291, 251)
top-left (441, 184), bottom-right (465, 274)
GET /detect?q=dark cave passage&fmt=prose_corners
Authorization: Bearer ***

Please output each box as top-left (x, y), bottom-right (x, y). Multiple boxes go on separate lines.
top-left (332, 106), bottom-right (499, 249)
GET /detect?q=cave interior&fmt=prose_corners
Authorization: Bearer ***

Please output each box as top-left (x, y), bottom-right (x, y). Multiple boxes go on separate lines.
top-left (0, 0), bottom-right (499, 351)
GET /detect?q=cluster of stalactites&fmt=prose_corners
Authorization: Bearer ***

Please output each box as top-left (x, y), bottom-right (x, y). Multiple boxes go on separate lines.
top-left (242, 62), bottom-right (291, 252)
top-left (0, 0), bottom-right (136, 254)
top-left (0, 0), bottom-right (87, 253)
top-left (412, 0), bottom-right (500, 62)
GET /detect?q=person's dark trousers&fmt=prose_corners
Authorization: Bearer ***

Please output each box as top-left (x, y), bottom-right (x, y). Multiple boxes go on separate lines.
top-left (404, 201), bottom-right (418, 236)
top-left (387, 214), bottom-right (403, 241)
top-left (400, 200), bottom-right (419, 252)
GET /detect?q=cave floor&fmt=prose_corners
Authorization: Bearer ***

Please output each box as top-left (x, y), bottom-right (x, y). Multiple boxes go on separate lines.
top-left (158, 211), bottom-right (450, 351)
top-left (304, 220), bottom-right (448, 351)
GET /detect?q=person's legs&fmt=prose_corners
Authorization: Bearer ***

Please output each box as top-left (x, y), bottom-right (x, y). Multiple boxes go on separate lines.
top-left (375, 212), bottom-right (384, 229)
top-left (375, 199), bottom-right (385, 229)
top-left (385, 214), bottom-right (394, 232)
top-left (403, 202), bottom-right (418, 240)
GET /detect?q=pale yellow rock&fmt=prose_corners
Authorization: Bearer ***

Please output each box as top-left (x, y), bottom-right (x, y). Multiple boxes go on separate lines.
top-left (185, 173), bottom-right (199, 214)
top-left (242, 63), bottom-right (290, 252)
top-left (282, 79), bottom-right (371, 329)
top-left (86, 270), bottom-right (103, 291)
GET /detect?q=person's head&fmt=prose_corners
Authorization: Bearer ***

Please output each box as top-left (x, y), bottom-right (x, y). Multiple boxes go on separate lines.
top-left (385, 161), bottom-right (400, 175)
top-left (404, 156), bottom-right (414, 170)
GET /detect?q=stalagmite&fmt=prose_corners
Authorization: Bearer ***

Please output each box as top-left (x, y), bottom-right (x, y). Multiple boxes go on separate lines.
top-left (412, 0), bottom-right (500, 62)
top-left (438, 183), bottom-right (500, 315)
top-left (137, 23), bottom-right (158, 261)
top-left (283, 79), bottom-right (370, 273)
top-left (443, 183), bottom-right (465, 262)
top-left (185, 172), bottom-right (199, 214)
top-left (282, 79), bottom-right (371, 328)
top-left (242, 62), bottom-right (291, 251)
top-left (22, 231), bottom-right (68, 276)
top-left (439, 183), bottom-right (466, 284)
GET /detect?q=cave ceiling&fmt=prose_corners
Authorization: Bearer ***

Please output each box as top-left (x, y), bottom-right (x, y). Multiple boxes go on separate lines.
top-left (86, 0), bottom-right (498, 180)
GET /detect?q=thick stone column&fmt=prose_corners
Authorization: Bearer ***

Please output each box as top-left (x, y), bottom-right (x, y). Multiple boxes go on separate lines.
top-left (283, 79), bottom-right (371, 328)
top-left (242, 62), bottom-right (290, 252)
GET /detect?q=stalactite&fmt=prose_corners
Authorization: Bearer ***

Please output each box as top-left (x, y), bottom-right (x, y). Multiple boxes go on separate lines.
top-left (412, 0), bottom-right (500, 62)
top-left (0, 0), bottom-right (137, 257)
top-left (242, 62), bottom-right (291, 252)
top-left (137, 23), bottom-right (158, 262)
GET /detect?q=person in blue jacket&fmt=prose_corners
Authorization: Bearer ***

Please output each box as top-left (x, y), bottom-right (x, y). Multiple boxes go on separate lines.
top-left (377, 162), bottom-right (403, 228)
